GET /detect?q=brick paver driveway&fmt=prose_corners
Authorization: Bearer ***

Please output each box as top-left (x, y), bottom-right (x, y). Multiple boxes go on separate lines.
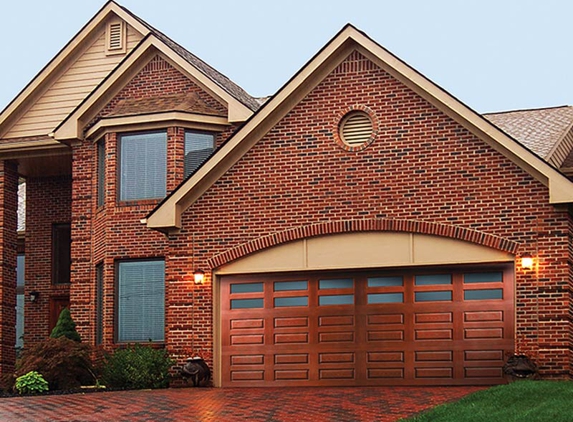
top-left (0, 386), bottom-right (484, 421)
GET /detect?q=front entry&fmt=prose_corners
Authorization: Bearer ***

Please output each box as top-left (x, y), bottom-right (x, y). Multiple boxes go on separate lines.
top-left (49, 296), bottom-right (70, 333)
top-left (220, 265), bottom-right (514, 387)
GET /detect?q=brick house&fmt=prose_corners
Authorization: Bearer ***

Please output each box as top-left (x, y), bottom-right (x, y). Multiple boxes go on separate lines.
top-left (1, 1), bottom-right (573, 387)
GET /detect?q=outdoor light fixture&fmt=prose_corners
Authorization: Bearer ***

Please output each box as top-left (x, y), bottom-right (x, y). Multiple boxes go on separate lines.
top-left (29, 291), bottom-right (40, 302)
top-left (521, 253), bottom-right (534, 271)
top-left (194, 269), bottom-right (205, 285)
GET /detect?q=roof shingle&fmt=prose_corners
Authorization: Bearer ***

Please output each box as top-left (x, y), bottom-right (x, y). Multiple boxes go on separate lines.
top-left (484, 105), bottom-right (573, 159)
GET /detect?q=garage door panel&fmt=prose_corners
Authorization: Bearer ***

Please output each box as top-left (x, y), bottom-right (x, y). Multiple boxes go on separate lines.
top-left (274, 316), bottom-right (308, 328)
top-left (319, 315), bottom-right (354, 326)
top-left (231, 355), bottom-right (264, 365)
top-left (221, 265), bottom-right (514, 387)
top-left (368, 330), bottom-right (405, 341)
top-left (464, 328), bottom-right (504, 339)
top-left (231, 318), bottom-right (264, 329)
top-left (415, 329), bottom-right (453, 340)
top-left (415, 312), bottom-right (453, 323)
top-left (415, 367), bottom-right (453, 378)
top-left (415, 351), bottom-right (453, 362)
top-left (368, 368), bottom-right (404, 379)
top-left (464, 310), bottom-right (504, 322)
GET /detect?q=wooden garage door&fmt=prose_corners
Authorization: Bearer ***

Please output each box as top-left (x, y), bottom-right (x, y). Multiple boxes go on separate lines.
top-left (220, 265), bottom-right (513, 387)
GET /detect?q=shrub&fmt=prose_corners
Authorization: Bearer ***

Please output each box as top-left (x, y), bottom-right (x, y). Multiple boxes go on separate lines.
top-left (16, 337), bottom-right (95, 390)
top-left (15, 371), bottom-right (49, 395)
top-left (50, 307), bottom-right (81, 342)
top-left (100, 344), bottom-right (174, 390)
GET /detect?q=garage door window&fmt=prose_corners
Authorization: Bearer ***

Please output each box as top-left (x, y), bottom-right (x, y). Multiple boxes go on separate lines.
top-left (368, 293), bottom-right (404, 304)
top-left (231, 282), bottom-right (263, 293)
top-left (415, 274), bottom-right (452, 285)
top-left (368, 276), bottom-right (403, 287)
top-left (275, 297), bottom-right (309, 307)
top-left (231, 298), bottom-right (264, 309)
top-left (464, 272), bottom-right (503, 283)
top-left (275, 281), bottom-right (307, 291)
top-left (415, 291), bottom-right (452, 302)
top-left (464, 289), bottom-right (503, 300)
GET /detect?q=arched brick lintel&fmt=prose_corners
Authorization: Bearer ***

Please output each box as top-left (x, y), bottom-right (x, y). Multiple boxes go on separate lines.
top-left (208, 219), bottom-right (519, 269)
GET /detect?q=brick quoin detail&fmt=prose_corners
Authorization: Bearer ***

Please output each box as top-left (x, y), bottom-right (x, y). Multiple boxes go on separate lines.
top-left (208, 218), bottom-right (520, 268)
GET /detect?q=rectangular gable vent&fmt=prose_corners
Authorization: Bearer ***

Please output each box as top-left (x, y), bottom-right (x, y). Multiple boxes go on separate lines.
top-left (106, 21), bottom-right (126, 55)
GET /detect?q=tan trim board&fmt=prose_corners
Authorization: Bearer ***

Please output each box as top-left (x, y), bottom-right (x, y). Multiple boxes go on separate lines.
top-left (85, 112), bottom-right (230, 140)
top-left (215, 232), bottom-right (514, 275)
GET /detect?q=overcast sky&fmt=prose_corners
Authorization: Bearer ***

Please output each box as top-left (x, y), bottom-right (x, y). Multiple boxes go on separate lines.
top-left (1, 0), bottom-right (571, 114)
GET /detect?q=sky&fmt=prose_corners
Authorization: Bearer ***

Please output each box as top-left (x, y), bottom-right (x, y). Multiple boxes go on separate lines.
top-left (0, 0), bottom-right (571, 114)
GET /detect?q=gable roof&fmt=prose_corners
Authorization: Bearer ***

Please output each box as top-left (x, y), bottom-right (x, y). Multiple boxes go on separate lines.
top-left (0, 1), bottom-right (148, 141)
top-left (119, 4), bottom-right (260, 113)
top-left (485, 105), bottom-right (573, 168)
top-left (144, 24), bottom-right (573, 232)
top-left (0, 1), bottom-right (258, 144)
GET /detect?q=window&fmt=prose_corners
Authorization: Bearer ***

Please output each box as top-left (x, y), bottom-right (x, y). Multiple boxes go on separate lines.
top-left (184, 131), bottom-right (214, 177)
top-left (96, 264), bottom-right (104, 345)
top-left (119, 132), bottom-right (166, 201)
top-left (97, 140), bottom-right (105, 207)
top-left (52, 224), bottom-right (71, 285)
top-left (117, 260), bottom-right (165, 342)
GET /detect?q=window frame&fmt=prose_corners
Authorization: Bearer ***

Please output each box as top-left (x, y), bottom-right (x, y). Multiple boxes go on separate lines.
top-left (51, 223), bottom-right (71, 285)
top-left (115, 258), bottom-right (165, 344)
top-left (184, 130), bottom-right (215, 178)
top-left (97, 138), bottom-right (105, 207)
top-left (118, 130), bottom-right (167, 202)
top-left (95, 263), bottom-right (104, 345)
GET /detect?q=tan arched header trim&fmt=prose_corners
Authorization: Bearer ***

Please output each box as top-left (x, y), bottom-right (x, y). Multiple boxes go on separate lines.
top-left (208, 218), bottom-right (519, 269)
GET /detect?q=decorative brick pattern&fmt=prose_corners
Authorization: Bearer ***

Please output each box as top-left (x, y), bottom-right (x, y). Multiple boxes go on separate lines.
top-left (208, 218), bottom-right (520, 268)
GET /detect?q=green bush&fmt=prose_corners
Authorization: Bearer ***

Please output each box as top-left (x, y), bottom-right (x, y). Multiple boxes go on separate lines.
top-left (15, 371), bottom-right (49, 395)
top-left (50, 307), bottom-right (81, 342)
top-left (100, 344), bottom-right (174, 390)
top-left (16, 337), bottom-right (95, 390)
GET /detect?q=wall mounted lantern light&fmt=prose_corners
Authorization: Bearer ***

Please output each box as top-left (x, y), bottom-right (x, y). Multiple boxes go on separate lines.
top-left (29, 291), bottom-right (40, 302)
top-left (521, 253), bottom-right (534, 271)
top-left (194, 269), bottom-right (205, 285)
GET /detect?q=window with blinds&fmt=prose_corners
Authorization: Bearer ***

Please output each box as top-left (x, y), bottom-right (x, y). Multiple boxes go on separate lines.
top-left (184, 131), bottom-right (215, 178)
top-left (97, 140), bottom-right (105, 207)
top-left (96, 264), bottom-right (104, 345)
top-left (117, 260), bottom-right (165, 343)
top-left (119, 132), bottom-right (167, 201)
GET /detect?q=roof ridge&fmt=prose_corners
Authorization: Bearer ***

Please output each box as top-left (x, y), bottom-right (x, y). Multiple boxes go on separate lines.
top-left (117, 3), bottom-right (260, 112)
top-left (483, 105), bottom-right (572, 116)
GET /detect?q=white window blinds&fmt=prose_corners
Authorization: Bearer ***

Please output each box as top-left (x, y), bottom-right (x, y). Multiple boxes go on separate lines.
top-left (118, 260), bottom-right (165, 342)
top-left (120, 132), bottom-right (167, 201)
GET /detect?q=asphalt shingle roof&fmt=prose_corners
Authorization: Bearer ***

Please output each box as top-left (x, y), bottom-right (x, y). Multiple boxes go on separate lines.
top-left (484, 105), bottom-right (573, 159)
top-left (119, 5), bottom-right (260, 113)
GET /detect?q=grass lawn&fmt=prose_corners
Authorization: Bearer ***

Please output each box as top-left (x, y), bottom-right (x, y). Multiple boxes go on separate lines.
top-left (401, 380), bottom-right (573, 422)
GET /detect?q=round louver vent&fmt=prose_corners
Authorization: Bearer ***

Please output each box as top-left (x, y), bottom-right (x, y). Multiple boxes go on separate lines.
top-left (340, 111), bottom-right (373, 147)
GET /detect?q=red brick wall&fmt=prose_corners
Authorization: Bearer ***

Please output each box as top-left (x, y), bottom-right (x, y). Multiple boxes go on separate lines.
top-left (0, 161), bottom-right (18, 375)
top-left (166, 51), bottom-right (571, 378)
top-left (25, 175), bottom-right (71, 344)
top-left (69, 54), bottom-right (235, 347)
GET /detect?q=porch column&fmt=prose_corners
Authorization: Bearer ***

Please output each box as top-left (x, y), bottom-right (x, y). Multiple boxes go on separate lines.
top-left (0, 160), bottom-right (19, 376)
